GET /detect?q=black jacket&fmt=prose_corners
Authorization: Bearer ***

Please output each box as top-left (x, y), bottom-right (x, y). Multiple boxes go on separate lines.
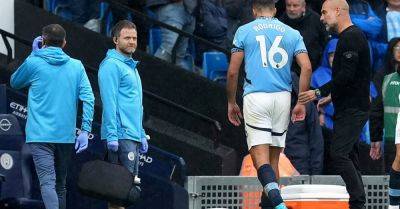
top-left (306, 0), bottom-right (322, 14)
top-left (319, 26), bottom-right (371, 113)
top-left (279, 8), bottom-right (328, 71)
top-left (370, 70), bottom-right (385, 142)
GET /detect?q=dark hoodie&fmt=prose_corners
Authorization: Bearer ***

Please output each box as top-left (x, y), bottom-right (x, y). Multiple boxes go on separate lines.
top-left (279, 8), bottom-right (328, 71)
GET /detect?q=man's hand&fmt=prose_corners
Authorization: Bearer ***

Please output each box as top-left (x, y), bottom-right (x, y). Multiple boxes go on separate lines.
top-left (228, 102), bottom-right (242, 126)
top-left (32, 36), bottom-right (43, 51)
top-left (369, 141), bottom-right (382, 160)
top-left (139, 135), bottom-right (150, 154)
top-left (317, 95), bottom-right (332, 111)
top-left (298, 90), bottom-right (317, 105)
top-left (291, 104), bottom-right (306, 122)
top-left (75, 131), bottom-right (89, 154)
top-left (319, 114), bottom-right (325, 126)
top-left (107, 141), bottom-right (119, 152)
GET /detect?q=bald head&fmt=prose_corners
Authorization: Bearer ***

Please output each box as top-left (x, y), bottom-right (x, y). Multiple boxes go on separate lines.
top-left (321, 0), bottom-right (352, 33)
top-left (324, 0), bottom-right (349, 11)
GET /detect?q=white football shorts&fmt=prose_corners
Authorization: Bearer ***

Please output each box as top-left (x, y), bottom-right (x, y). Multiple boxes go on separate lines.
top-left (243, 91), bottom-right (291, 150)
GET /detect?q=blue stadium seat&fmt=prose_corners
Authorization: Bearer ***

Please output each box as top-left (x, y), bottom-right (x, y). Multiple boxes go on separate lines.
top-left (99, 2), bottom-right (109, 20)
top-left (148, 28), bottom-right (161, 55)
top-left (187, 39), bottom-right (196, 61)
top-left (45, 0), bottom-right (58, 13)
top-left (202, 52), bottom-right (228, 82)
top-left (46, 0), bottom-right (70, 14)
top-left (145, 8), bottom-right (157, 20)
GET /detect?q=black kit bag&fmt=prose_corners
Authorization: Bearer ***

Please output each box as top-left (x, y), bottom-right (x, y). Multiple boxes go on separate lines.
top-left (77, 159), bottom-right (141, 206)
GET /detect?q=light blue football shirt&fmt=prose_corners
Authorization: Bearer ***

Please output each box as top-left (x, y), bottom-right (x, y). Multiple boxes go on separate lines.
top-left (232, 17), bottom-right (307, 96)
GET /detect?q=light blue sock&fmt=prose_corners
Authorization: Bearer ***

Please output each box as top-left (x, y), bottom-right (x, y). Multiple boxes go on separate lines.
top-left (275, 203), bottom-right (287, 209)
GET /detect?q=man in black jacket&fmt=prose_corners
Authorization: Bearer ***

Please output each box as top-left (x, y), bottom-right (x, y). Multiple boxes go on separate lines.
top-left (279, 0), bottom-right (328, 72)
top-left (299, 0), bottom-right (371, 208)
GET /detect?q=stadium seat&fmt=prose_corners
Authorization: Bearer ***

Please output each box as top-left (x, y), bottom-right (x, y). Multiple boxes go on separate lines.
top-left (104, 9), bottom-right (113, 37)
top-left (202, 52), bottom-right (228, 82)
top-left (148, 28), bottom-right (162, 55)
top-left (102, 4), bottom-right (133, 37)
top-left (99, 2), bottom-right (109, 20)
top-left (187, 39), bottom-right (196, 61)
top-left (45, 0), bottom-right (58, 13)
top-left (46, 0), bottom-right (71, 15)
top-left (145, 8), bottom-right (157, 20)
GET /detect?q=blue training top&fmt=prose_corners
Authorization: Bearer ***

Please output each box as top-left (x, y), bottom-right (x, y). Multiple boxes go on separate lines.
top-left (98, 49), bottom-right (146, 142)
top-left (11, 47), bottom-right (94, 143)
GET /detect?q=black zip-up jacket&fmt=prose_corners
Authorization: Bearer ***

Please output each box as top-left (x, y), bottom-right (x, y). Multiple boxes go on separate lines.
top-left (369, 70), bottom-right (385, 142)
top-left (319, 25), bottom-right (371, 113)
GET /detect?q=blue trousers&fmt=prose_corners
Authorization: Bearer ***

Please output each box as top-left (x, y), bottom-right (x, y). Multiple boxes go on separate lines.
top-left (108, 139), bottom-right (140, 176)
top-left (153, 1), bottom-right (195, 70)
top-left (29, 143), bottom-right (73, 209)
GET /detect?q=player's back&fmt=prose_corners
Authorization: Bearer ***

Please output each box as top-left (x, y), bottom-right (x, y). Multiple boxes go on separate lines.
top-left (233, 17), bottom-right (306, 96)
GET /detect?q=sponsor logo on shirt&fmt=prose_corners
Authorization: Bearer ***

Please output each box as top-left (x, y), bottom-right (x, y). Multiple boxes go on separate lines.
top-left (390, 81), bottom-right (400, 86)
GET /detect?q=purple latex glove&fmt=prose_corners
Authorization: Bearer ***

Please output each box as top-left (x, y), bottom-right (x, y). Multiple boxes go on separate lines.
top-left (75, 131), bottom-right (89, 154)
top-left (107, 141), bottom-right (119, 152)
top-left (32, 36), bottom-right (43, 51)
top-left (139, 135), bottom-right (150, 154)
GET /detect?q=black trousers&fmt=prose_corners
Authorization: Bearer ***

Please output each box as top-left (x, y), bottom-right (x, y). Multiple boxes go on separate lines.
top-left (331, 109), bottom-right (368, 209)
top-left (384, 139), bottom-right (396, 174)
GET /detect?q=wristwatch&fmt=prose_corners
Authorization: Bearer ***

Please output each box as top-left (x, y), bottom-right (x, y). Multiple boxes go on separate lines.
top-left (314, 89), bottom-right (321, 98)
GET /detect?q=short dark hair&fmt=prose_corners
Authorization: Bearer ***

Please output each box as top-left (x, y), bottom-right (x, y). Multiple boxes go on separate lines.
top-left (111, 20), bottom-right (137, 38)
top-left (42, 24), bottom-right (66, 47)
top-left (252, 0), bottom-right (276, 10)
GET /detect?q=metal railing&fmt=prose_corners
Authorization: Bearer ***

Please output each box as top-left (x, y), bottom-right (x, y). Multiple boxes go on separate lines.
top-left (0, 28), bottom-right (222, 144)
top-left (186, 175), bottom-right (389, 209)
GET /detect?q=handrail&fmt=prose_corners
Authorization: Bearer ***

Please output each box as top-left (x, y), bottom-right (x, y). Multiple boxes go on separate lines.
top-left (84, 63), bottom-right (222, 133)
top-left (100, 0), bottom-right (231, 56)
top-left (0, 28), bottom-right (222, 141)
top-left (0, 29), bottom-right (31, 63)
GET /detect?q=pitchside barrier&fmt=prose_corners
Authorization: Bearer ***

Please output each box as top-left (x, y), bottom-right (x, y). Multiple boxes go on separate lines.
top-left (186, 175), bottom-right (389, 209)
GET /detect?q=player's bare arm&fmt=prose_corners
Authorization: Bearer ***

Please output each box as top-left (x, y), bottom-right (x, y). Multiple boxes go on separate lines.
top-left (292, 52), bottom-right (312, 121)
top-left (226, 51), bottom-right (244, 126)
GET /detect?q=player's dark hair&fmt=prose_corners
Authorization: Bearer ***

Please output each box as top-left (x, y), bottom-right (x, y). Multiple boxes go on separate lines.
top-left (111, 20), bottom-right (137, 38)
top-left (42, 24), bottom-right (66, 47)
top-left (252, 0), bottom-right (276, 10)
